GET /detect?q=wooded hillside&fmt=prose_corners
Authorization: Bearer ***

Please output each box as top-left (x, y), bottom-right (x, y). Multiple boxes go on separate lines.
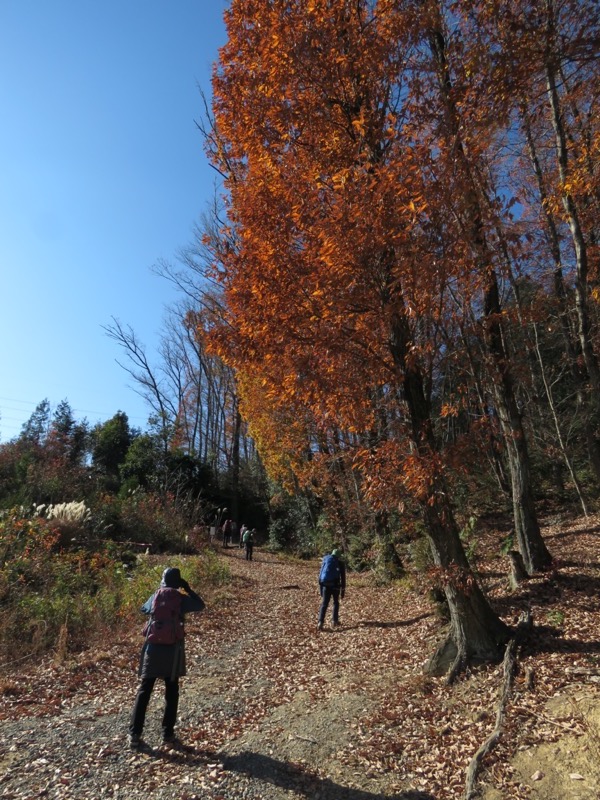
top-left (199, 0), bottom-right (600, 675)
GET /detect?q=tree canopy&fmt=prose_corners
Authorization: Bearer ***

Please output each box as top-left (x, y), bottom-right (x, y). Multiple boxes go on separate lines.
top-left (205, 0), bottom-right (600, 674)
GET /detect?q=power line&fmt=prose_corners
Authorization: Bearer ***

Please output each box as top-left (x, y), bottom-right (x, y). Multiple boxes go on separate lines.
top-left (0, 396), bottom-right (39, 406)
top-left (0, 396), bottom-right (149, 422)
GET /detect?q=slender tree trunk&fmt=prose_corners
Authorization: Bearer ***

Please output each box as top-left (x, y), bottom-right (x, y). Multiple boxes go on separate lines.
top-left (546, 54), bottom-right (600, 393)
top-left (452, 313), bottom-right (511, 495)
top-left (544, 39), bottom-right (600, 483)
top-left (531, 323), bottom-right (588, 516)
top-left (483, 274), bottom-right (552, 573)
top-left (521, 104), bottom-right (600, 482)
top-left (428, 15), bottom-right (551, 573)
top-left (374, 510), bottom-right (404, 579)
top-left (230, 400), bottom-right (242, 523)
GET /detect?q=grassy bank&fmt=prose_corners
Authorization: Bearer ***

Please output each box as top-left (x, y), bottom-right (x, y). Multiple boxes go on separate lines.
top-left (0, 507), bottom-right (230, 671)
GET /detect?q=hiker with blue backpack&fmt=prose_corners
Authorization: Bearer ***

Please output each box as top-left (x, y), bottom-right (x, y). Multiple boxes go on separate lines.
top-left (129, 567), bottom-right (205, 748)
top-left (317, 548), bottom-right (346, 631)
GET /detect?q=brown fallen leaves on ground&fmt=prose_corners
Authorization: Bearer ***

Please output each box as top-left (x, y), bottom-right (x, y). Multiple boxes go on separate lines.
top-left (1, 515), bottom-right (600, 799)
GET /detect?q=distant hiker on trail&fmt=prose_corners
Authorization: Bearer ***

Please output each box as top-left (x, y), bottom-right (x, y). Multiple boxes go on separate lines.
top-left (239, 523), bottom-right (247, 548)
top-left (243, 527), bottom-right (255, 560)
top-left (129, 567), bottom-right (205, 748)
top-left (222, 519), bottom-right (232, 548)
top-left (317, 549), bottom-right (346, 631)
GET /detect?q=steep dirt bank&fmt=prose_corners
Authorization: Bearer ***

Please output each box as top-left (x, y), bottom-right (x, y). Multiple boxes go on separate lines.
top-left (1, 517), bottom-right (600, 799)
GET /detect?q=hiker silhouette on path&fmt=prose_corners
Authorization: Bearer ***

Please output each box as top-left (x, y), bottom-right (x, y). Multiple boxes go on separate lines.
top-left (317, 548), bottom-right (346, 631)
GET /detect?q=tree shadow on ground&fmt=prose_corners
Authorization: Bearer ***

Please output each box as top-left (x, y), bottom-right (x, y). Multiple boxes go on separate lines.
top-left (354, 614), bottom-right (431, 630)
top-left (478, 568), bottom-right (508, 579)
top-left (222, 751), bottom-right (437, 800)
top-left (521, 626), bottom-right (600, 658)
top-left (556, 571), bottom-right (600, 593)
top-left (494, 571), bottom-right (600, 614)
top-left (494, 572), bottom-right (600, 613)
top-left (545, 524), bottom-right (600, 540)
top-left (556, 559), bottom-right (600, 570)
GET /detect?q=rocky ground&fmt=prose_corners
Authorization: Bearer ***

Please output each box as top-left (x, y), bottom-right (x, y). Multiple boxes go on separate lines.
top-left (2, 516), bottom-right (600, 799)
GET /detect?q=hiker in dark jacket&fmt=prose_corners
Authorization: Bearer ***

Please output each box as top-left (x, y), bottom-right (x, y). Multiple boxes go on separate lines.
top-left (317, 548), bottom-right (346, 630)
top-left (243, 527), bottom-right (255, 560)
top-left (129, 567), bottom-right (205, 748)
top-left (222, 519), bottom-right (232, 547)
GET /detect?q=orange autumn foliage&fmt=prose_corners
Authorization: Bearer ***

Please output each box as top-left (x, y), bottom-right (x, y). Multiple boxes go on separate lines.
top-left (205, 0), bottom-right (600, 514)
top-left (207, 1), bottom-right (450, 490)
top-left (201, 0), bottom-right (600, 666)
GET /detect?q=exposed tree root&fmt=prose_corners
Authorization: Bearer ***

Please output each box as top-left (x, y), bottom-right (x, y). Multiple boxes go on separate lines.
top-left (427, 631), bottom-right (504, 686)
top-left (426, 632), bottom-right (457, 678)
top-left (508, 550), bottom-right (529, 590)
top-left (464, 611), bottom-right (532, 800)
top-left (447, 642), bottom-right (468, 686)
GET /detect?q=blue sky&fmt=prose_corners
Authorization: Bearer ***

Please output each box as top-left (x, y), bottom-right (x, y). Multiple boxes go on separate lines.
top-left (0, 1), bottom-right (227, 441)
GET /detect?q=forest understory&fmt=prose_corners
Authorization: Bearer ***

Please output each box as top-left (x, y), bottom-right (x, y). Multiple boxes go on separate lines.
top-left (1, 514), bottom-right (600, 800)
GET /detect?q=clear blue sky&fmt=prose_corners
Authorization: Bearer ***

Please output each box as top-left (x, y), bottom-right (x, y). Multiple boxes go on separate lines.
top-left (0, 1), bottom-right (227, 441)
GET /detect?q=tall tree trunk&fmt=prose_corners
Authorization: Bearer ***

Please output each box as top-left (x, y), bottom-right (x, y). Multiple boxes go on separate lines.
top-left (428, 14), bottom-right (551, 573)
top-left (520, 103), bottom-right (600, 483)
top-left (544, 22), bottom-right (600, 479)
top-left (530, 323), bottom-right (588, 516)
top-left (390, 313), bottom-right (510, 678)
top-left (453, 314), bottom-right (511, 496)
top-left (546, 57), bottom-right (600, 393)
top-left (483, 275), bottom-right (553, 574)
top-left (230, 401), bottom-right (242, 523)
top-left (423, 497), bottom-right (510, 680)
top-left (374, 510), bottom-right (404, 580)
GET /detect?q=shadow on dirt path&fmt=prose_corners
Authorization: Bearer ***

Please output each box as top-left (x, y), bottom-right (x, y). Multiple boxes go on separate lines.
top-left (224, 751), bottom-right (437, 799)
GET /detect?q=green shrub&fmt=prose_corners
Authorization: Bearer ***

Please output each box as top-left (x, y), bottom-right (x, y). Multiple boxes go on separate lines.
top-left (118, 490), bottom-right (189, 552)
top-left (122, 552), bottom-right (230, 612)
top-left (0, 507), bottom-right (230, 670)
top-left (266, 491), bottom-right (317, 555)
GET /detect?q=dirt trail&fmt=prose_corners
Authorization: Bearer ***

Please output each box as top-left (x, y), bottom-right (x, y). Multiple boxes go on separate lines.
top-left (0, 548), bottom-right (436, 800)
top-left (178, 548), bottom-right (437, 799)
top-left (2, 533), bottom-right (600, 800)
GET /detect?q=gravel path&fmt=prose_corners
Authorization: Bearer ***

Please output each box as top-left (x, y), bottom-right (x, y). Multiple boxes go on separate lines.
top-left (4, 519), bottom-right (600, 799)
top-left (0, 548), bottom-right (437, 800)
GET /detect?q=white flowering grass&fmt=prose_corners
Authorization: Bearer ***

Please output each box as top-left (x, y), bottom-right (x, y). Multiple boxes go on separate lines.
top-left (36, 501), bottom-right (92, 524)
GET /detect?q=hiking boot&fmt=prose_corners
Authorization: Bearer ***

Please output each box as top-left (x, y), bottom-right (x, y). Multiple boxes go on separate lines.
top-left (317, 622), bottom-right (323, 631)
top-left (129, 733), bottom-right (142, 748)
top-left (162, 732), bottom-right (177, 745)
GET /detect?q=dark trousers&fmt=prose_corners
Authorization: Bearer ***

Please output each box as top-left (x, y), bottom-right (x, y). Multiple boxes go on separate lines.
top-left (318, 586), bottom-right (340, 625)
top-left (130, 676), bottom-right (179, 737)
top-left (245, 542), bottom-right (253, 560)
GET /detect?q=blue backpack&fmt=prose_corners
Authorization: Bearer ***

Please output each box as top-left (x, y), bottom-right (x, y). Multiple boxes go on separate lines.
top-left (319, 554), bottom-right (341, 586)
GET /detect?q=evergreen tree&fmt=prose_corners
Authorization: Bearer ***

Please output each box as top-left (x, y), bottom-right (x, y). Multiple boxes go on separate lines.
top-left (20, 399), bottom-right (50, 444)
top-left (92, 411), bottom-right (133, 489)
